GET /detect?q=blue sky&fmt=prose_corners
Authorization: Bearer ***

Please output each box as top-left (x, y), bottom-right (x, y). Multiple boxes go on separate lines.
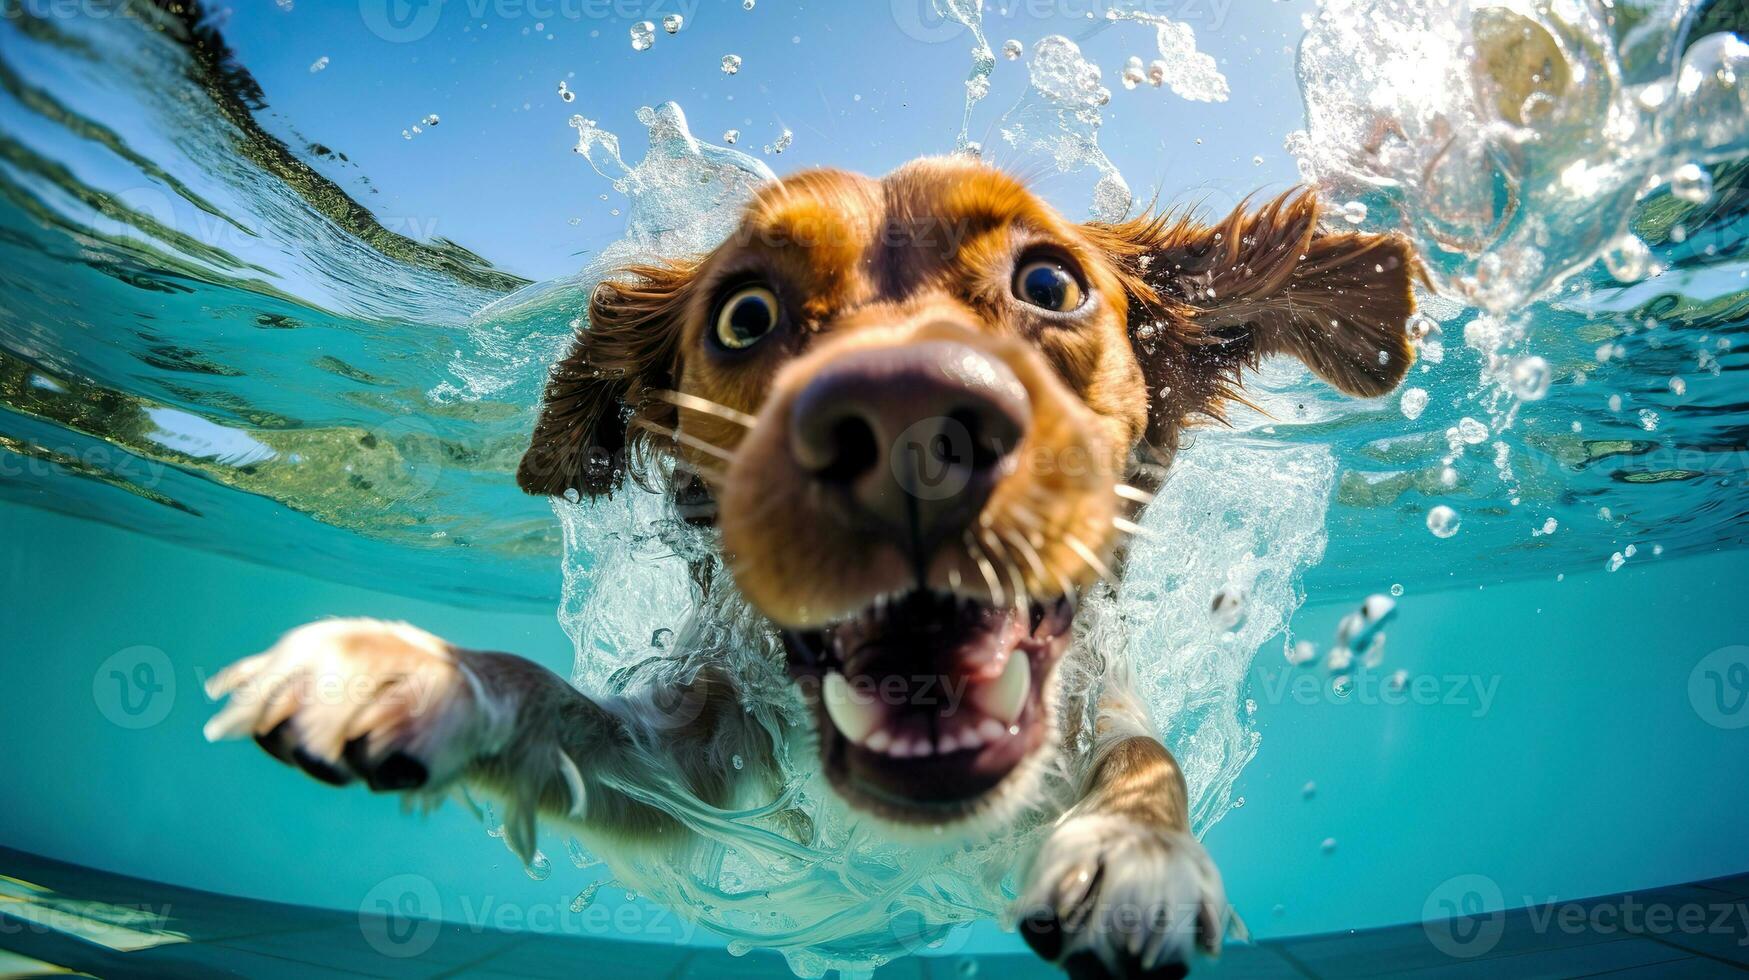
top-left (220, 1), bottom-right (1315, 282)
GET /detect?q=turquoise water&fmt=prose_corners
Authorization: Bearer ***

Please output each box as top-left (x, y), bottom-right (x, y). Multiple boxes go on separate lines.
top-left (2, 0), bottom-right (1748, 975)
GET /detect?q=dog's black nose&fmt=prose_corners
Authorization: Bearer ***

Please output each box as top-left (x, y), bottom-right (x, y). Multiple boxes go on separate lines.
top-left (789, 341), bottom-right (1029, 553)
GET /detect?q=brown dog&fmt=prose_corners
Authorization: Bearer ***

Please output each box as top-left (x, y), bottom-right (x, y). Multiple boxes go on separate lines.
top-left (206, 156), bottom-right (1415, 978)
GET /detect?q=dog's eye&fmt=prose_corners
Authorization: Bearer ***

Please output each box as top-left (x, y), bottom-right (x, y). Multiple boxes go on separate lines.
top-left (1013, 259), bottom-right (1084, 312)
top-left (714, 285), bottom-right (779, 350)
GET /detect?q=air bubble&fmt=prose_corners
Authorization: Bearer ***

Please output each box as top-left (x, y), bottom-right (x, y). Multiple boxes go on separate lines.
top-left (661, 13), bottom-right (684, 34)
top-left (309, 56), bottom-right (329, 74)
top-left (1509, 355), bottom-right (1551, 401)
top-left (762, 129), bottom-right (793, 155)
top-left (525, 850), bottom-right (551, 880)
top-left (1002, 39), bottom-right (1023, 60)
top-left (1399, 387), bottom-right (1428, 420)
top-left (723, 129), bottom-right (739, 144)
top-left (1603, 236), bottom-right (1654, 282)
top-left (1426, 505), bottom-right (1461, 538)
top-left (1669, 163), bottom-right (1713, 204)
top-left (721, 54), bottom-right (742, 75)
top-left (630, 21), bottom-right (655, 51)
top-left (1340, 200), bottom-right (1367, 224)
top-left (1454, 417), bottom-right (1489, 444)
top-left (1120, 56), bottom-right (1145, 90)
top-left (571, 880), bottom-right (606, 912)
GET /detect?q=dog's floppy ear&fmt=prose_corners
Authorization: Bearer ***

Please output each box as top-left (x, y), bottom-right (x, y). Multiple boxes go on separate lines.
top-left (517, 260), bottom-right (696, 497)
top-left (1085, 189), bottom-right (1419, 445)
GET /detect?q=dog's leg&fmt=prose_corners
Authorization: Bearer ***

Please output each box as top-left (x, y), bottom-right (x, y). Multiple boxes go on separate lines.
top-left (1018, 685), bottom-right (1231, 979)
top-left (204, 618), bottom-right (746, 859)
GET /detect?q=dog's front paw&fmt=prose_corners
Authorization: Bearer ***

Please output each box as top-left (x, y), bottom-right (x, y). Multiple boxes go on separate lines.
top-left (1018, 813), bottom-right (1229, 979)
top-left (204, 619), bottom-right (511, 794)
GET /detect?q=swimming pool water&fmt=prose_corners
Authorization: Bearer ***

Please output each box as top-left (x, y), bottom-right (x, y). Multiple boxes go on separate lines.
top-left (2, 0), bottom-right (1747, 976)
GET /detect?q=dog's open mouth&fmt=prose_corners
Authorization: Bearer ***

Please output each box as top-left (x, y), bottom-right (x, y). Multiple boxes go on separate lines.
top-left (783, 590), bottom-right (1076, 820)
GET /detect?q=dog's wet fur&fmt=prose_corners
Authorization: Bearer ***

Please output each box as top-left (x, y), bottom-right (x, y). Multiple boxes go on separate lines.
top-left (208, 157), bottom-right (1417, 978)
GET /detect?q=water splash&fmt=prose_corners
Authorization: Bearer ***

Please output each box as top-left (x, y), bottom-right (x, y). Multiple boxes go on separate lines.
top-left (997, 36), bottom-right (1131, 220)
top-left (1080, 439), bottom-right (1337, 831)
top-left (442, 104), bottom-right (773, 406)
top-left (936, 0), bottom-right (996, 153)
top-left (1104, 4), bottom-right (1231, 102)
top-left (547, 424), bottom-right (1337, 973)
top-left (1291, 0), bottom-right (1746, 313)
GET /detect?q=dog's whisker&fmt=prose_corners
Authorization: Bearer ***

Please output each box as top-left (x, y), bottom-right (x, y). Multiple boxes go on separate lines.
top-left (1007, 500), bottom-right (1046, 536)
top-left (652, 389), bottom-right (757, 430)
top-left (1111, 516), bottom-right (1152, 538)
top-left (1064, 532), bottom-right (1115, 584)
top-left (1035, 549), bottom-right (1078, 612)
top-left (1113, 483), bottom-right (1155, 505)
top-left (981, 527), bottom-right (1031, 616)
top-left (965, 532), bottom-right (1007, 609)
top-left (1012, 488), bottom-right (1081, 599)
top-left (999, 526), bottom-right (1054, 595)
top-left (631, 418), bottom-right (737, 464)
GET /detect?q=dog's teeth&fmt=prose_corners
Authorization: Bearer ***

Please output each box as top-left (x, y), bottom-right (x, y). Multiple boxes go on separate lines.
top-left (974, 653), bottom-right (1031, 725)
top-left (956, 726), bottom-right (984, 751)
top-left (938, 731), bottom-right (961, 753)
top-left (888, 736), bottom-right (915, 758)
top-left (864, 729), bottom-right (892, 753)
top-left (977, 718), bottom-right (1008, 743)
top-left (822, 673), bottom-right (881, 745)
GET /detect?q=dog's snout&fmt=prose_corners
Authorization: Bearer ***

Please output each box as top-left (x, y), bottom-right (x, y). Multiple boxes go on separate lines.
top-left (789, 341), bottom-right (1029, 547)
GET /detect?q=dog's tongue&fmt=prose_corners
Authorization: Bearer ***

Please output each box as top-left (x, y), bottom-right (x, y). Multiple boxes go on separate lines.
top-left (831, 596), bottom-right (1026, 683)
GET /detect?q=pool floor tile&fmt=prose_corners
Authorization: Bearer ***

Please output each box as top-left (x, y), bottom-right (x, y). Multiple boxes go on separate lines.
top-left (5, 846), bottom-right (1749, 979)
